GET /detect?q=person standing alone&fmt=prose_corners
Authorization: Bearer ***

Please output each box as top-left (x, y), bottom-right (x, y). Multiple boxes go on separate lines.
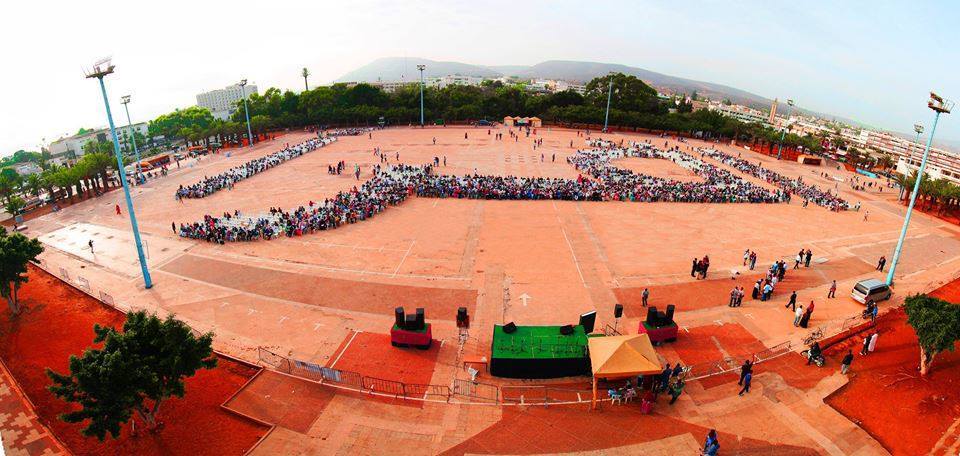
top-left (840, 350), bottom-right (854, 374)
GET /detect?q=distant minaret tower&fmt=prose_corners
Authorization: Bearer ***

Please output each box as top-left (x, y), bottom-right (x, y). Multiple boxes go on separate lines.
top-left (768, 98), bottom-right (779, 124)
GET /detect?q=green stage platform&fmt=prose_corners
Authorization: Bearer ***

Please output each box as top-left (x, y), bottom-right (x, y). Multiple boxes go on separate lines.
top-left (490, 324), bottom-right (591, 378)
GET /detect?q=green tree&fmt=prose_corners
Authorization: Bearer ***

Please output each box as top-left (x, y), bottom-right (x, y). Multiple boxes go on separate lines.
top-left (46, 311), bottom-right (217, 440)
top-left (0, 226), bottom-right (44, 314)
top-left (584, 73), bottom-right (661, 114)
top-left (0, 171), bottom-right (20, 205)
top-left (24, 173), bottom-right (45, 198)
top-left (5, 195), bottom-right (26, 217)
top-left (905, 294), bottom-right (960, 376)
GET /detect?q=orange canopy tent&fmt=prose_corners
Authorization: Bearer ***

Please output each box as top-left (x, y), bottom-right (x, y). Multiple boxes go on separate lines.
top-left (589, 334), bottom-right (662, 409)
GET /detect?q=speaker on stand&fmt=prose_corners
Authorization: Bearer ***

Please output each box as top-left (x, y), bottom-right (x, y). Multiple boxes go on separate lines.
top-left (614, 304), bottom-right (624, 333)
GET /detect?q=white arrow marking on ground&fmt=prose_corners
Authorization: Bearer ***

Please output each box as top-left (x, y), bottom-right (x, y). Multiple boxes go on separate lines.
top-left (682, 326), bottom-right (690, 333)
top-left (314, 323), bottom-right (324, 331)
top-left (714, 320), bottom-right (723, 326)
top-left (745, 313), bottom-right (755, 319)
top-left (247, 308), bottom-right (257, 316)
top-left (278, 316), bottom-right (288, 324)
top-left (518, 293), bottom-right (532, 306)
top-left (220, 302), bottom-right (229, 308)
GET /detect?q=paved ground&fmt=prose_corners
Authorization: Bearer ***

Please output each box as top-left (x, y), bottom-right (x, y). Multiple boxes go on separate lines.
top-left (19, 126), bottom-right (960, 454)
top-left (0, 362), bottom-right (66, 456)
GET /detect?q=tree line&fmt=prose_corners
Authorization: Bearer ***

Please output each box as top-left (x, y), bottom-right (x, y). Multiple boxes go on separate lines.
top-left (142, 73), bottom-right (824, 154)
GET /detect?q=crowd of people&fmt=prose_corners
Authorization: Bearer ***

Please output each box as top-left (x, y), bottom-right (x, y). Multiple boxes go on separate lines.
top-left (572, 140), bottom-right (789, 204)
top-left (175, 137), bottom-right (336, 199)
top-left (698, 147), bottom-right (849, 210)
top-left (326, 127), bottom-right (375, 137)
top-left (178, 164), bottom-right (429, 243)
top-left (176, 136), bottom-right (853, 244)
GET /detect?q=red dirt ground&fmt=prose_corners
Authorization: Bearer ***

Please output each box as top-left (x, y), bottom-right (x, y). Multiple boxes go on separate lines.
top-left (328, 332), bottom-right (441, 386)
top-left (225, 370), bottom-right (335, 433)
top-left (824, 297), bottom-right (960, 455)
top-left (161, 254), bottom-right (477, 319)
top-left (0, 264), bottom-right (269, 456)
top-left (439, 404), bottom-right (817, 455)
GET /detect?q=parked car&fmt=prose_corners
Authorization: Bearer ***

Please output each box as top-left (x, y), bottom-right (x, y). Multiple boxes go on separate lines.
top-left (851, 278), bottom-right (891, 304)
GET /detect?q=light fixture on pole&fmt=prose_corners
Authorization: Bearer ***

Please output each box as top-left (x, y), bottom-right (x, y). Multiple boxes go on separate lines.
top-left (84, 58), bottom-right (153, 289)
top-left (120, 95), bottom-right (143, 180)
top-left (886, 92), bottom-right (953, 285)
top-left (603, 72), bottom-right (615, 133)
top-left (301, 67), bottom-right (310, 91)
top-left (775, 99), bottom-right (795, 160)
top-left (239, 79), bottom-right (253, 147)
top-left (417, 64), bottom-right (426, 127)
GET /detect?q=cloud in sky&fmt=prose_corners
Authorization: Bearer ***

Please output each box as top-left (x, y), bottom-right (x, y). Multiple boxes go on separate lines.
top-left (1, 0), bottom-right (956, 154)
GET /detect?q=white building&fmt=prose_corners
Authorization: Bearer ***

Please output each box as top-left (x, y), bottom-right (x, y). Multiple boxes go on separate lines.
top-left (370, 80), bottom-right (417, 93)
top-left (46, 123), bottom-right (149, 167)
top-left (554, 80), bottom-right (586, 95)
top-left (710, 103), bottom-right (769, 125)
top-left (196, 84), bottom-right (258, 120)
top-left (427, 75), bottom-right (484, 89)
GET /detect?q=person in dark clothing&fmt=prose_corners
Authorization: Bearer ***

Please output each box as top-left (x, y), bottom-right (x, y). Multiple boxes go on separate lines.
top-left (659, 364), bottom-right (672, 392)
top-left (671, 363), bottom-right (683, 378)
top-left (786, 291), bottom-right (797, 311)
top-left (738, 372), bottom-right (752, 396)
top-left (669, 379), bottom-right (685, 405)
top-left (691, 259), bottom-right (698, 278)
top-left (738, 359), bottom-right (753, 386)
top-left (805, 249), bottom-right (813, 267)
top-left (840, 350), bottom-right (854, 374)
top-left (876, 256), bottom-right (887, 272)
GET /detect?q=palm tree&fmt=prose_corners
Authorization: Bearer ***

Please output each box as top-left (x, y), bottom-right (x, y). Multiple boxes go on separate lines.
top-left (892, 172), bottom-right (911, 201)
top-left (24, 173), bottom-right (45, 198)
top-left (302, 67), bottom-right (310, 91)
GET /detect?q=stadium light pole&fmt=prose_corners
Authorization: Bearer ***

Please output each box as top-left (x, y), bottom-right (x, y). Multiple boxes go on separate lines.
top-left (886, 93), bottom-right (953, 286)
top-left (120, 95), bottom-right (143, 180)
top-left (239, 79), bottom-right (253, 147)
top-left (775, 99), bottom-right (795, 160)
top-left (603, 72), bottom-right (615, 132)
top-left (417, 64), bottom-right (426, 127)
top-left (85, 59), bottom-right (153, 289)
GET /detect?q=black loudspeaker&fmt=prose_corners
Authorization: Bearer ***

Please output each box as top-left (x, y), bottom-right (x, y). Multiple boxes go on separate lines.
top-left (405, 314), bottom-right (418, 330)
top-left (415, 308), bottom-right (425, 330)
top-left (503, 322), bottom-right (517, 334)
top-left (456, 307), bottom-right (469, 328)
top-left (665, 304), bottom-right (675, 324)
top-left (560, 324), bottom-right (575, 335)
top-left (646, 306), bottom-right (659, 326)
top-left (394, 307), bottom-right (405, 328)
top-left (614, 304), bottom-right (624, 319)
top-left (655, 311), bottom-right (668, 328)
top-left (579, 311), bottom-right (597, 334)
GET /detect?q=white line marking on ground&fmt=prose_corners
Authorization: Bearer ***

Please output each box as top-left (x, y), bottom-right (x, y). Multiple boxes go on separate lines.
top-left (314, 323), bottom-right (323, 331)
top-left (279, 315), bottom-right (288, 324)
top-left (392, 240), bottom-right (416, 277)
top-left (714, 320), bottom-right (723, 326)
top-left (330, 330), bottom-right (361, 369)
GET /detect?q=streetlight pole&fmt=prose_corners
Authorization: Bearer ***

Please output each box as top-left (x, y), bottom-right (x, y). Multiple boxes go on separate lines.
top-left (603, 72), bottom-right (615, 132)
top-left (120, 95), bottom-right (143, 181)
top-left (85, 59), bottom-right (153, 289)
top-left (239, 79), bottom-right (253, 147)
top-left (417, 64), bottom-right (426, 127)
top-left (886, 93), bottom-right (953, 285)
top-left (776, 99), bottom-right (795, 160)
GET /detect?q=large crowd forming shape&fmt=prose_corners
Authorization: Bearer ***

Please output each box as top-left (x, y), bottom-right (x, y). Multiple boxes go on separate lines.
top-left (176, 137), bottom-right (337, 199)
top-left (177, 136), bottom-right (848, 243)
top-left (327, 127), bottom-right (375, 137)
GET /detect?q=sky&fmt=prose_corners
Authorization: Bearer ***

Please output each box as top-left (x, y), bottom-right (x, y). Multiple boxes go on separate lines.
top-left (1, 0), bottom-right (957, 156)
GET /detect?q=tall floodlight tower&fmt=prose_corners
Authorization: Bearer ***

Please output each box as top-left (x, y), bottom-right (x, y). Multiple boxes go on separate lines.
top-left (239, 79), bottom-right (253, 147)
top-left (417, 64), bottom-right (426, 127)
top-left (603, 72), bottom-right (615, 132)
top-left (84, 58), bottom-right (153, 289)
top-left (775, 99), bottom-right (795, 160)
top-left (120, 95), bottom-right (143, 179)
top-left (886, 93), bottom-right (953, 285)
